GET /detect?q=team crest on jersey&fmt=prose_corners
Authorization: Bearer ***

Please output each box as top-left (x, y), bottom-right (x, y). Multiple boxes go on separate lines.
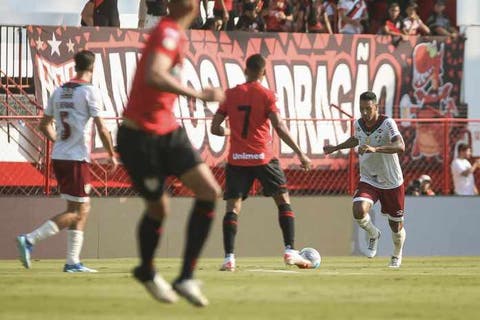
top-left (162, 28), bottom-right (179, 50)
top-left (84, 184), bottom-right (92, 195)
top-left (144, 177), bottom-right (159, 191)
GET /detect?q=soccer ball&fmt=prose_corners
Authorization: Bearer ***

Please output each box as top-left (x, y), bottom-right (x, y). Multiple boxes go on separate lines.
top-left (299, 247), bottom-right (321, 269)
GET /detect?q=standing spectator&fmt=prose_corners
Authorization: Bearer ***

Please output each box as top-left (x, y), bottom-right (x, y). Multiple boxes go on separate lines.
top-left (426, 0), bottom-right (458, 38)
top-left (213, 0), bottom-right (236, 30)
top-left (324, 91), bottom-right (407, 268)
top-left (81, 0), bottom-right (95, 26)
top-left (263, 0), bottom-right (294, 32)
top-left (92, 0), bottom-right (120, 27)
top-left (305, 0), bottom-right (333, 34)
top-left (16, 50), bottom-right (117, 272)
top-left (380, 2), bottom-right (408, 45)
top-left (211, 54), bottom-right (313, 272)
top-left (402, 1), bottom-right (430, 35)
top-left (138, 0), bottom-right (169, 29)
top-left (451, 143), bottom-right (480, 195)
top-left (235, 1), bottom-right (266, 32)
top-left (117, 0), bottom-right (224, 307)
top-left (337, 0), bottom-right (369, 34)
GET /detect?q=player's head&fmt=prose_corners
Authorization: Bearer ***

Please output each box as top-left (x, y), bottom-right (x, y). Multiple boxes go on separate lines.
top-left (168, 0), bottom-right (199, 26)
top-left (359, 91), bottom-right (378, 123)
top-left (245, 54), bottom-right (266, 82)
top-left (74, 50), bottom-right (95, 73)
top-left (457, 143), bottom-right (471, 158)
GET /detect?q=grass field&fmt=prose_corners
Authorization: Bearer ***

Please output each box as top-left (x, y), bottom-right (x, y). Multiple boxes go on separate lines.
top-left (1, 256), bottom-right (480, 320)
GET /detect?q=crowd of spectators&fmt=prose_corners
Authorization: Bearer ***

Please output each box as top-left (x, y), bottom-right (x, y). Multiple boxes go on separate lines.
top-left (182, 0), bottom-right (459, 37)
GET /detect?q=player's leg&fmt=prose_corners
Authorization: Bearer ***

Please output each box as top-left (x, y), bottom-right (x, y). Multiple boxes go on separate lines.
top-left (220, 198), bottom-right (242, 271)
top-left (353, 182), bottom-right (381, 258)
top-left (380, 184), bottom-right (406, 268)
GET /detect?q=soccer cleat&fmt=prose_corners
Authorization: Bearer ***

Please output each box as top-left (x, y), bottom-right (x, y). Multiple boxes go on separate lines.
top-left (63, 263), bottom-right (98, 273)
top-left (133, 266), bottom-right (178, 303)
top-left (173, 279), bottom-right (209, 307)
top-left (283, 249), bottom-right (312, 269)
top-left (219, 256), bottom-right (236, 271)
top-left (16, 235), bottom-right (33, 269)
top-left (388, 256), bottom-right (402, 268)
top-left (365, 230), bottom-right (381, 258)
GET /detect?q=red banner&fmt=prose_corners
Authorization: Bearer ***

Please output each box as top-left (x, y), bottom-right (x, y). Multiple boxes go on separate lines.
top-left (27, 26), bottom-right (465, 170)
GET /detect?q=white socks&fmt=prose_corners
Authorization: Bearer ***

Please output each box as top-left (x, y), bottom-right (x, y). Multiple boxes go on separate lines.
top-left (66, 230), bottom-right (84, 265)
top-left (26, 220), bottom-right (59, 245)
top-left (392, 228), bottom-right (406, 258)
top-left (356, 214), bottom-right (379, 238)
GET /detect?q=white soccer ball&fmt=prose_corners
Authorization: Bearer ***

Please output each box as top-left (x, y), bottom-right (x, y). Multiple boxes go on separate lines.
top-left (299, 247), bottom-right (321, 269)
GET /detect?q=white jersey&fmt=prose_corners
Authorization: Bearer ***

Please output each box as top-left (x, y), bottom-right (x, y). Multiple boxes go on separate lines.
top-left (451, 158), bottom-right (476, 195)
top-left (354, 115), bottom-right (404, 189)
top-left (337, 0), bottom-right (367, 34)
top-left (45, 80), bottom-right (102, 162)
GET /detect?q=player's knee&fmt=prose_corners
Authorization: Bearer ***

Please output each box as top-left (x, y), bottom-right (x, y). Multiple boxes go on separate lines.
top-left (197, 183), bottom-right (221, 201)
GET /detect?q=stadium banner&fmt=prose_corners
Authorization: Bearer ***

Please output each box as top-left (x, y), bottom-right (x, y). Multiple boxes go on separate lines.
top-left (27, 26), bottom-right (465, 169)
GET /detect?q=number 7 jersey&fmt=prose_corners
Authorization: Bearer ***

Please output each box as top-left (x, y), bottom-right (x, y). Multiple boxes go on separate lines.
top-left (216, 81), bottom-right (278, 166)
top-left (45, 80), bottom-right (102, 162)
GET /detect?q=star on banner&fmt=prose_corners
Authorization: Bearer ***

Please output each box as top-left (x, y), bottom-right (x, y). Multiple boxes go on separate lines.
top-left (66, 39), bottom-right (75, 53)
top-left (35, 37), bottom-right (44, 51)
top-left (47, 33), bottom-right (62, 56)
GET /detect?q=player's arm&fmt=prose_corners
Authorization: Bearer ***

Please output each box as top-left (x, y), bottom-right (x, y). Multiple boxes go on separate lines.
top-left (93, 117), bottom-right (118, 171)
top-left (269, 112), bottom-right (311, 170)
top-left (359, 135), bottom-right (405, 155)
top-left (210, 112), bottom-right (230, 136)
top-left (323, 136), bottom-right (359, 154)
top-left (39, 115), bottom-right (56, 142)
top-left (146, 52), bottom-right (224, 102)
top-left (460, 159), bottom-right (480, 177)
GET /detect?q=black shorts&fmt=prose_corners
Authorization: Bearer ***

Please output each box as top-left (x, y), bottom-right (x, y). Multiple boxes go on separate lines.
top-left (224, 159), bottom-right (288, 200)
top-left (117, 125), bottom-right (203, 201)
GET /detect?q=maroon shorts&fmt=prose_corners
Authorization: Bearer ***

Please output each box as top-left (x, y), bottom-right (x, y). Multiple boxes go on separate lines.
top-left (52, 160), bottom-right (91, 203)
top-left (353, 182), bottom-right (405, 221)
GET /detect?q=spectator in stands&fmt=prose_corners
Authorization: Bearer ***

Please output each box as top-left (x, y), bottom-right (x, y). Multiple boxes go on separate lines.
top-left (380, 2), bottom-right (408, 43)
top-left (451, 143), bottom-right (480, 195)
top-left (406, 174), bottom-right (435, 196)
top-left (81, 0), bottom-right (94, 26)
top-left (235, 1), bottom-right (266, 32)
top-left (16, 50), bottom-right (117, 273)
top-left (402, 1), bottom-right (430, 36)
top-left (263, 0), bottom-right (294, 32)
top-left (92, 0), bottom-right (120, 27)
top-left (138, 0), bottom-right (168, 29)
top-left (291, 0), bottom-right (308, 32)
top-left (426, 0), bottom-right (458, 38)
top-left (203, 16), bottom-right (225, 31)
top-left (305, 0), bottom-right (333, 34)
top-left (213, 0), bottom-right (236, 30)
top-left (337, 0), bottom-right (369, 34)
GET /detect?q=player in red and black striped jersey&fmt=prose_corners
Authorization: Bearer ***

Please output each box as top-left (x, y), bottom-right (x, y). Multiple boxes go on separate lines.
top-left (118, 0), bottom-right (224, 308)
top-left (211, 54), bottom-right (313, 271)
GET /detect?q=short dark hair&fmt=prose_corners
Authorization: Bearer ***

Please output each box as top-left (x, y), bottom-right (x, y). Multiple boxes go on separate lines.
top-left (360, 91), bottom-right (377, 103)
top-left (246, 54), bottom-right (266, 74)
top-left (458, 143), bottom-right (470, 153)
top-left (407, 1), bottom-right (418, 10)
top-left (74, 50), bottom-right (95, 72)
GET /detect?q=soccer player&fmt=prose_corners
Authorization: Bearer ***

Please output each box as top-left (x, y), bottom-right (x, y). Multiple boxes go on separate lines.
top-left (323, 91), bottom-right (406, 268)
top-left (116, 0), bottom-right (224, 307)
top-left (210, 54), bottom-right (312, 272)
top-left (16, 50), bottom-right (117, 272)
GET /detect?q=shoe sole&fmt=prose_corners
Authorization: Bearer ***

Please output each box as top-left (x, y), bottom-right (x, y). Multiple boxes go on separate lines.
top-left (16, 237), bottom-right (31, 269)
top-left (133, 268), bottom-right (178, 304)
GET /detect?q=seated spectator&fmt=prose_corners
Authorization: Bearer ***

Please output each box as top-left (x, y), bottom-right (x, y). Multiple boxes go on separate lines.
top-left (263, 0), bottom-right (294, 32)
top-left (451, 143), bottom-right (480, 195)
top-left (213, 0), bottom-right (236, 30)
top-left (426, 0), bottom-right (458, 38)
top-left (403, 1), bottom-right (430, 35)
top-left (236, 1), bottom-right (266, 32)
top-left (405, 178), bottom-right (422, 196)
top-left (337, 0), bottom-right (369, 34)
top-left (406, 175), bottom-right (435, 196)
top-left (305, 0), bottom-right (333, 34)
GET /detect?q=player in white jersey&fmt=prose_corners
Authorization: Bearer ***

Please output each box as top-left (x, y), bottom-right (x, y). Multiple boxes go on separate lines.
top-left (16, 50), bottom-right (117, 272)
top-left (324, 91), bottom-right (406, 268)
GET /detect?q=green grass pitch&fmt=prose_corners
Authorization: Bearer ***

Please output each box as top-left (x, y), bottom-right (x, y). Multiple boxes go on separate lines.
top-left (1, 257), bottom-right (480, 320)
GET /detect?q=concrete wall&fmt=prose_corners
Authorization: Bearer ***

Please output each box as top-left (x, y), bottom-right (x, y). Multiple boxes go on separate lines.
top-left (0, 196), bottom-right (353, 259)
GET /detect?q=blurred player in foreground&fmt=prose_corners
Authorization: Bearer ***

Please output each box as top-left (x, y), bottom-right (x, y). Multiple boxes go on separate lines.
top-left (117, 0), bottom-right (224, 308)
top-left (324, 91), bottom-right (406, 268)
top-left (211, 53), bottom-right (312, 272)
top-left (17, 50), bottom-right (117, 272)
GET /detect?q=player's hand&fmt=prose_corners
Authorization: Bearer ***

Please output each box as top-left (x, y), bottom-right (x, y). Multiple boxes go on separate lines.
top-left (323, 145), bottom-right (337, 155)
top-left (299, 153), bottom-right (312, 171)
top-left (358, 144), bottom-right (376, 155)
top-left (200, 87), bottom-right (225, 103)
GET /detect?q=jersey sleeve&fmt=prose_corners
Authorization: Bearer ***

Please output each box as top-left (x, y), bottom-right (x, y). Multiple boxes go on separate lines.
top-left (385, 118), bottom-right (401, 141)
top-left (217, 90), bottom-right (229, 116)
top-left (86, 86), bottom-right (102, 118)
top-left (265, 90), bottom-right (279, 114)
top-left (151, 23), bottom-right (181, 61)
